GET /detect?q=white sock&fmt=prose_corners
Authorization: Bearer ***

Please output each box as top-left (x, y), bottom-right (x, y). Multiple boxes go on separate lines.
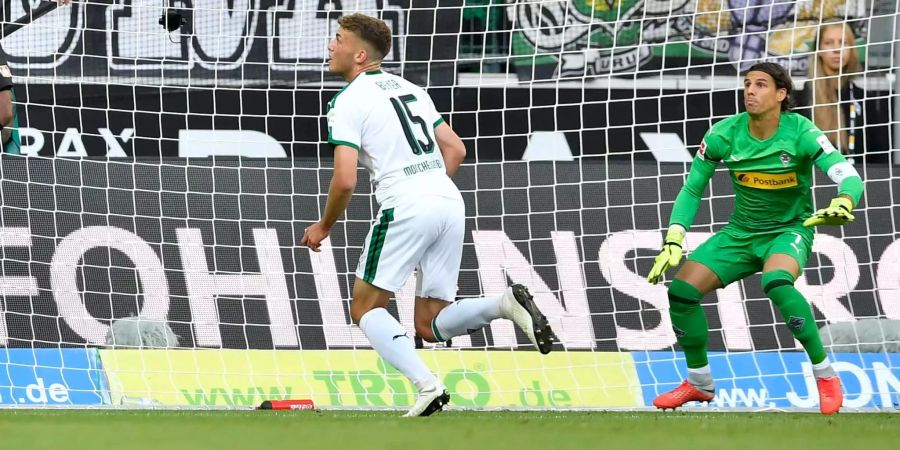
top-left (359, 308), bottom-right (438, 391)
top-left (687, 365), bottom-right (714, 391)
top-left (432, 295), bottom-right (504, 341)
top-left (812, 359), bottom-right (836, 379)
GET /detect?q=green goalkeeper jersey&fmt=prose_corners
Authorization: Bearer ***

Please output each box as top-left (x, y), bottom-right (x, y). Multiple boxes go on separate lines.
top-left (669, 112), bottom-right (863, 235)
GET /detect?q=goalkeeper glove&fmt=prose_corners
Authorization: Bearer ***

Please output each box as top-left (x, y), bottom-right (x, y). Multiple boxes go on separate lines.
top-left (803, 197), bottom-right (855, 227)
top-left (647, 225), bottom-right (686, 285)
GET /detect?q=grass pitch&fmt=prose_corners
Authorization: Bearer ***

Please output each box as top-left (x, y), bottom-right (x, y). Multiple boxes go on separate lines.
top-left (0, 410), bottom-right (896, 450)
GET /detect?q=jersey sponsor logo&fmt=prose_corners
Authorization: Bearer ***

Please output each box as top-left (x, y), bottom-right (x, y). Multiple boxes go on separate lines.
top-left (817, 135), bottom-right (837, 154)
top-left (698, 139), bottom-right (707, 159)
top-left (734, 171), bottom-right (798, 189)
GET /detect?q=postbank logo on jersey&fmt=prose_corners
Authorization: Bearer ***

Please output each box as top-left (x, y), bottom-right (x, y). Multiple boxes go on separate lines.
top-left (735, 171), bottom-right (798, 189)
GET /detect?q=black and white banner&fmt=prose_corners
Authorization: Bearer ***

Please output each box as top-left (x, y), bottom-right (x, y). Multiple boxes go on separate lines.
top-left (1, 0), bottom-right (460, 85)
top-left (15, 83), bottom-right (893, 160)
top-left (0, 156), bottom-right (897, 352)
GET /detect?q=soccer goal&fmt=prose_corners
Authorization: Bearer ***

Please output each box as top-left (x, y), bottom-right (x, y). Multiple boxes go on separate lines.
top-left (0, 0), bottom-right (898, 411)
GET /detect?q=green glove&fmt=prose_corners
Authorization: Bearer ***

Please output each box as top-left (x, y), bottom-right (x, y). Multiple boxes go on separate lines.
top-left (647, 225), bottom-right (686, 285)
top-left (803, 197), bottom-right (855, 227)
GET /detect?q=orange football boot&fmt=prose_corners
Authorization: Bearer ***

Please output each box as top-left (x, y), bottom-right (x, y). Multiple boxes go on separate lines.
top-left (817, 376), bottom-right (843, 415)
top-left (653, 380), bottom-right (715, 410)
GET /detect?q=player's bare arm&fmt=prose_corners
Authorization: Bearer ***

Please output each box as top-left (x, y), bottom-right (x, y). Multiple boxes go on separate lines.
top-left (301, 145), bottom-right (358, 252)
top-left (434, 122), bottom-right (465, 176)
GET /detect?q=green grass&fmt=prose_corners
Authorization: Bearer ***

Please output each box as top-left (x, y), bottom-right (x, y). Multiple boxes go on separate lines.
top-left (0, 410), bottom-right (896, 450)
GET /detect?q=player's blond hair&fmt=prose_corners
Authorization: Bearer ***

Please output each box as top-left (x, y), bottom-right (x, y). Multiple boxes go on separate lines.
top-left (338, 14), bottom-right (392, 61)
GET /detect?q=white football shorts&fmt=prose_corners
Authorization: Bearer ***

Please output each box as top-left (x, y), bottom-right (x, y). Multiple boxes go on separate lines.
top-left (355, 195), bottom-right (464, 301)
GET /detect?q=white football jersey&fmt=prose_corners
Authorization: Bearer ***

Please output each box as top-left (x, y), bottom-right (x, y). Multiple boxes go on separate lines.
top-left (326, 70), bottom-right (461, 206)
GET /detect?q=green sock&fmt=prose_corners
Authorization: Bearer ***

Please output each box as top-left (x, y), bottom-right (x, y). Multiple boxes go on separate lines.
top-left (668, 279), bottom-right (708, 369)
top-left (762, 270), bottom-right (827, 364)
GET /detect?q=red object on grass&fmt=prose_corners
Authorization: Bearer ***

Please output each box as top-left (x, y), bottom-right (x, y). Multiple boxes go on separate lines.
top-left (258, 399), bottom-right (317, 411)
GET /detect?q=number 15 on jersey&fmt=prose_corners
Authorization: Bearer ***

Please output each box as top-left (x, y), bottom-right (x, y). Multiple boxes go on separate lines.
top-left (390, 94), bottom-right (435, 155)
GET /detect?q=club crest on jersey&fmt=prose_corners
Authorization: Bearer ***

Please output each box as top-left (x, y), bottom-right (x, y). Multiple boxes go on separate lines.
top-left (0, 65), bottom-right (10, 78)
top-left (780, 151), bottom-right (791, 167)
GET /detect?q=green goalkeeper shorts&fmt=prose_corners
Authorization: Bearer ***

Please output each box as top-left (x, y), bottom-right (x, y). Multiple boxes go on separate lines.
top-left (687, 224), bottom-right (814, 287)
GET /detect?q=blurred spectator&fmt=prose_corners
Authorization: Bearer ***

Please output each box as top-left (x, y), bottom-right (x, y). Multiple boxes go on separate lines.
top-left (796, 21), bottom-right (890, 164)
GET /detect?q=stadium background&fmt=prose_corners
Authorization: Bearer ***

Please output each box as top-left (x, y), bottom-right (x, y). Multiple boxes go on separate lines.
top-left (0, 0), bottom-right (898, 411)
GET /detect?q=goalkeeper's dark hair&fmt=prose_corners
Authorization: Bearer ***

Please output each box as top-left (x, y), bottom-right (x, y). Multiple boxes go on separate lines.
top-left (746, 62), bottom-right (794, 112)
top-left (338, 14), bottom-right (392, 61)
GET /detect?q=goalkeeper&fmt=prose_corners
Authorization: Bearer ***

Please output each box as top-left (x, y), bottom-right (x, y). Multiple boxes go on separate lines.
top-left (647, 62), bottom-right (863, 415)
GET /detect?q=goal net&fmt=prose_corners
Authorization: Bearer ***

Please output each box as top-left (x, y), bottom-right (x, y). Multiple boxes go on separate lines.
top-left (0, 0), bottom-right (898, 411)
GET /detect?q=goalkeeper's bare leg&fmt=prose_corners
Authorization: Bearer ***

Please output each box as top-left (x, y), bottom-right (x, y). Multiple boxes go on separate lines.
top-left (653, 261), bottom-right (721, 410)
